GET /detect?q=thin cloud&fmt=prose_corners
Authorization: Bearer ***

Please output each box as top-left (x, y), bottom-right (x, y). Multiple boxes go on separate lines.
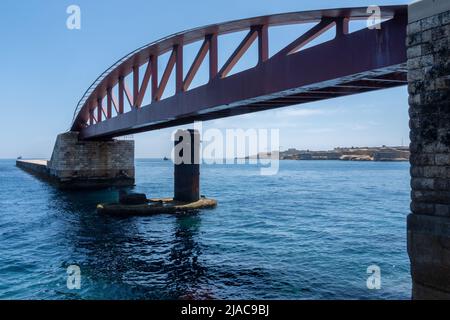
top-left (304, 127), bottom-right (335, 134)
top-left (277, 108), bottom-right (326, 118)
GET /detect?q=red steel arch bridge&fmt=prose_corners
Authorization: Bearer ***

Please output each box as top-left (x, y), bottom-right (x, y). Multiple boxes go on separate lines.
top-left (71, 5), bottom-right (408, 140)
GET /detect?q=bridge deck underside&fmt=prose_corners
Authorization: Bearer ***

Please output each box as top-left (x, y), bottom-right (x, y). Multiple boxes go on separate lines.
top-left (82, 68), bottom-right (407, 140)
top-left (139, 69), bottom-right (408, 130)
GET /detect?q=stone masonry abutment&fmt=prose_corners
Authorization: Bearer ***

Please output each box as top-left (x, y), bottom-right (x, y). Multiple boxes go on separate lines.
top-left (47, 131), bottom-right (135, 189)
top-left (407, 0), bottom-right (450, 299)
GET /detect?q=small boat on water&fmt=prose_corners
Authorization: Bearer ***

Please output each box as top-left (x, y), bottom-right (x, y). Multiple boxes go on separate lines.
top-left (97, 192), bottom-right (217, 216)
top-left (163, 157), bottom-right (169, 161)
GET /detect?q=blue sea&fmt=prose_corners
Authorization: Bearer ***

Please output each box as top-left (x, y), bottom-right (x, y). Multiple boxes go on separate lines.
top-left (0, 159), bottom-right (411, 299)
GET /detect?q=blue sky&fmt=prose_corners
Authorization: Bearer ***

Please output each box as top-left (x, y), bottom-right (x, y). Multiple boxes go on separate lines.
top-left (0, 0), bottom-right (411, 158)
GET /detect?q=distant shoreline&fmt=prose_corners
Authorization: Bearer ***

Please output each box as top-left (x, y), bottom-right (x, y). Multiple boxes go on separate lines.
top-left (247, 146), bottom-right (410, 162)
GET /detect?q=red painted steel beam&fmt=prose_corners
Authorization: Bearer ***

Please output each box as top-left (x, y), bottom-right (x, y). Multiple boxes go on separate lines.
top-left (101, 105), bottom-right (108, 119)
top-left (175, 44), bottom-right (183, 93)
top-left (155, 48), bottom-right (177, 101)
top-left (79, 11), bottom-right (407, 140)
top-left (109, 89), bottom-right (119, 114)
top-left (124, 82), bottom-right (134, 108)
top-left (183, 38), bottom-right (209, 91)
top-left (118, 77), bottom-right (124, 114)
top-left (151, 55), bottom-right (158, 102)
top-left (133, 66), bottom-right (139, 107)
top-left (271, 18), bottom-right (335, 59)
top-left (97, 98), bottom-right (102, 123)
top-left (218, 28), bottom-right (258, 78)
top-left (135, 58), bottom-right (152, 107)
top-left (89, 101), bottom-right (97, 125)
top-left (72, 6), bottom-right (406, 132)
top-left (89, 108), bottom-right (94, 125)
top-left (106, 88), bottom-right (112, 119)
top-left (257, 25), bottom-right (269, 64)
top-left (72, 6), bottom-right (406, 138)
top-left (335, 17), bottom-right (350, 38)
top-left (208, 34), bottom-right (218, 80)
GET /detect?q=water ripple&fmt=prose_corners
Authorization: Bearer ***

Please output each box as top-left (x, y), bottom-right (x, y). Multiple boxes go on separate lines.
top-left (0, 159), bottom-right (411, 299)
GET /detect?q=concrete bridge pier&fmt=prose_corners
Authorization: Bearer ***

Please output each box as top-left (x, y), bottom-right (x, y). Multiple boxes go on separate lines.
top-left (174, 129), bottom-right (200, 202)
top-left (407, 0), bottom-right (450, 299)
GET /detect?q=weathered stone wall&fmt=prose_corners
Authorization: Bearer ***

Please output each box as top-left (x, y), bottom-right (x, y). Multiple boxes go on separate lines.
top-left (407, 0), bottom-right (450, 299)
top-left (47, 132), bottom-right (135, 188)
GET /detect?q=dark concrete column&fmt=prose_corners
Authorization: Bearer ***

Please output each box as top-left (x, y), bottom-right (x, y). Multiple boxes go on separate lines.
top-left (174, 129), bottom-right (200, 202)
top-left (407, 0), bottom-right (450, 299)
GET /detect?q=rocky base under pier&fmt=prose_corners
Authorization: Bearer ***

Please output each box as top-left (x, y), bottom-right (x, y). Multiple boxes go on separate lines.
top-left (97, 197), bottom-right (218, 216)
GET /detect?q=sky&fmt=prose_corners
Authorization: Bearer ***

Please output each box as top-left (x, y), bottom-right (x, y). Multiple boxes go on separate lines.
top-left (0, 0), bottom-right (411, 159)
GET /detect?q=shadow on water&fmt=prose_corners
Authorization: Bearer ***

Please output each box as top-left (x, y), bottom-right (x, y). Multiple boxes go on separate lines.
top-left (166, 214), bottom-right (214, 300)
top-left (45, 186), bottom-right (209, 300)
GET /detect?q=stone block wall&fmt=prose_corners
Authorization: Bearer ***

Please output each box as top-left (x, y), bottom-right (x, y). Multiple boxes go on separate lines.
top-left (407, 0), bottom-right (450, 299)
top-left (47, 132), bottom-right (135, 188)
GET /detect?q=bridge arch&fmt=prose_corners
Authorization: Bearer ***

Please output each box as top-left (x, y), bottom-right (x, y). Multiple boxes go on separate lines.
top-left (71, 5), bottom-right (407, 140)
